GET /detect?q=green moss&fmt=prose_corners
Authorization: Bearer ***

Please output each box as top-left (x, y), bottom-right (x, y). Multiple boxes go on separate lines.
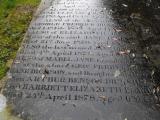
top-left (0, 0), bottom-right (41, 80)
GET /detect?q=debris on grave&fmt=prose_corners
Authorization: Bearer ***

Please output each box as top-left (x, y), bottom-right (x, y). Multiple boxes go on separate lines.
top-left (107, 45), bottom-right (111, 48)
top-left (156, 86), bottom-right (160, 98)
top-left (130, 65), bottom-right (136, 68)
top-left (42, 68), bottom-right (49, 80)
top-left (42, 74), bottom-right (46, 80)
top-left (122, 4), bottom-right (128, 7)
top-left (130, 13), bottom-right (141, 19)
top-left (109, 9), bottom-right (114, 15)
top-left (154, 86), bottom-right (160, 94)
top-left (131, 53), bottom-right (136, 58)
top-left (143, 54), bottom-right (148, 59)
top-left (99, 95), bottom-right (107, 101)
top-left (112, 37), bottom-right (119, 41)
top-left (44, 68), bottom-right (49, 74)
top-left (96, 46), bottom-right (101, 49)
top-left (113, 28), bottom-right (122, 32)
top-left (151, 70), bottom-right (155, 76)
top-left (114, 70), bottom-right (121, 77)
top-left (117, 50), bottom-right (131, 55)
top-left (157, 86), bottom-right (160, 92)
top-left (145, 28), bottom-right (150, 33)
top-left (117, 51), bottom-right (126, 55)
top-left (153, 88), bottom-right (156, 95)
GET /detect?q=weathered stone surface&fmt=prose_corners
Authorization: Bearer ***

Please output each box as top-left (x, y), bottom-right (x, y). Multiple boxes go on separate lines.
top-left (2, 0), bottom-right (160, 120)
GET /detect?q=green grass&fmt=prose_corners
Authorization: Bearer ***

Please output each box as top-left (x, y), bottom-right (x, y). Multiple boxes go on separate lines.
top-left (0, 0), bottom-right (41, 79)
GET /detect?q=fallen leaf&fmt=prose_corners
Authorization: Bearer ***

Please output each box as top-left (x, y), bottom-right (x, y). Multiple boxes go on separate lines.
top-left (126, 50), bottom-right (131, 53)
top-left (122, 4), bottom-right (128, 7)
top-left (117, 50), bottom-right (130, 55)
top-left (130, 65), bottom-right (136, 68)
top-left (118, 51), bottom-right (126, 54)
top-left (44, 69), bottom-right (49, 74)
top-left (153, 88), bottom-right (156, 94)
top-left (157, 86), bottom-right (160, 93)
top-left (130, 13), bottom-right (141, 19)
top-left (42, 74), bottom-right (46, 80)
top-left (145, 28), bottom-right (150, 33)
top-left (114, 70), bottom-right (121, 77)
top-left (132, 53), bottom-right (136, 58)
top-left (143, 54), bottom-right (148, 59)
top-left (107, 45), bottom-right (111, 48)
top-left (112, 37), bottom-right (119, 41)
top-left (151, 70), bottom-right (155, 76)
top-left (114, 28), bottom-right (122, 32)
top-left (99, 95), bottom-right (107, 101)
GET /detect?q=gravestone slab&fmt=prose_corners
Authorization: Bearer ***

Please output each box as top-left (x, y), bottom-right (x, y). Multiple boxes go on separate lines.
top-left (2, 0), bottom-right (160, 120)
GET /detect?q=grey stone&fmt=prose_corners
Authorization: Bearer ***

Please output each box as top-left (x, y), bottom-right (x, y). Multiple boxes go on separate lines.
top-left (2, 0), bottom-right (160, 120)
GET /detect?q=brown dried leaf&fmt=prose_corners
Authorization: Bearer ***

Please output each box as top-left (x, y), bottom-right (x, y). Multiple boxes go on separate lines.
top-left (99, 95), bottom-right (107, 101)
